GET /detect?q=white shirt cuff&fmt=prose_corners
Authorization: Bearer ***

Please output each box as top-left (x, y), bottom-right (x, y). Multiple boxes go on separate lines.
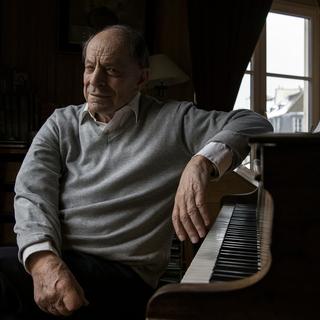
top-left (196, 142), bottom-right (233, 178)
top-left (22, 241), bottom-right (59, 273)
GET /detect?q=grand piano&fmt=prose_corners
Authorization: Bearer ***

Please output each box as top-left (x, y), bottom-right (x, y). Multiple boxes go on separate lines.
top-left (146, 133), bottom-right (320, 319)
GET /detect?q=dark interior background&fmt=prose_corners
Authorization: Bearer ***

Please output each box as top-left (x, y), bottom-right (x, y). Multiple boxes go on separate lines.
top-left (0, 0), bottom-right (271, 137)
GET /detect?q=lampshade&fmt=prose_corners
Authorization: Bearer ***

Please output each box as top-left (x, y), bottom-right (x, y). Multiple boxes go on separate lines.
top-left (147, 54), bottom-right (190, 89)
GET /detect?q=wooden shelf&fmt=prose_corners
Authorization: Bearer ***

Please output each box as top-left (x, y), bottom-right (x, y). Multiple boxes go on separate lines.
top-left (0, 146), bottom-right (27, 245)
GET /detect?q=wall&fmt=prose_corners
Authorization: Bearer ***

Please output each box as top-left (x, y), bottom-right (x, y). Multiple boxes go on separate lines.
top-left (1, 0), bottom-right (84, 123)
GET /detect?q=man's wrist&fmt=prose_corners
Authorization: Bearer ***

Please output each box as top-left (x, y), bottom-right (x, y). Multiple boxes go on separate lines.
top-left (26, 251), bottom-right (59, 275)
top-left (196, 142), bottom-right (233, 178)
top-left (192, 154), bottom-right (218, 176)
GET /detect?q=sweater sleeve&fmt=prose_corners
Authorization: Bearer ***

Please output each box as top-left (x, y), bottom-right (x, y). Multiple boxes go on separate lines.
top-left (14, 110), bottom-right (63, 263)
top-left (177, 102), bottom-right (274, 169)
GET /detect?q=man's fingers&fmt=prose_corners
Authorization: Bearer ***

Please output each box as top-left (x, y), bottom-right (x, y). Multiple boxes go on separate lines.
top-left (172, 205), bottom-right (187, 241)
top-left (179, 190), bottom-right (208, 241)
top-left (37, 296), bottom-right (77, 317)
top-left (40, 289), bottom-right (86, 317)
top-left (186, 193), bottom-right (208, 238)
top-left (194, 190), bottom-right (211, 227)
top-left (173, 200), bottom-right (201, 243)
top-left (173, 201), bottom-right (199, 243)
top-left (47, 307), bottom-right (59, 316)
top-left (180, 209), bottom-right (199, 243)
top-left (63, 289), bottom-right (85, 312)
top-left (55, 299), bottom-right (74, 316)
top-left (186, 208), bottom-right (206, 240)
top-left (45, 303), bottom-right (61, 316)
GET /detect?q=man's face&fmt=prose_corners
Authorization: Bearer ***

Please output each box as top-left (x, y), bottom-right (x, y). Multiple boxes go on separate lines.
top-left (83, 30), bottom-right (148, 121)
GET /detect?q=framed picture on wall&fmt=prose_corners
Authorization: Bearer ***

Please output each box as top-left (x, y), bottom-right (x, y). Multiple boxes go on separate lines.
top-left (57, 0), bottom-right (146, 52)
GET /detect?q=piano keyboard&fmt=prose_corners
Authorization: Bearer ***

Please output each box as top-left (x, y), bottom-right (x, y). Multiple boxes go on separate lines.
top-left (181, 203), bottom-right (260, 283)
top-left (211, 203), bottom-right (260, 281)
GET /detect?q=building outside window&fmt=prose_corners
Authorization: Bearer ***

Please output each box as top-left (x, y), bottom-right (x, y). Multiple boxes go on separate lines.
top-left (234, 0), bottom-right (320, 133)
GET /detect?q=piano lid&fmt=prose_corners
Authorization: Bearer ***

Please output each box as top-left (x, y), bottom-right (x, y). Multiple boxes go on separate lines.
top-left (249, 132), bottom-right (320, 145)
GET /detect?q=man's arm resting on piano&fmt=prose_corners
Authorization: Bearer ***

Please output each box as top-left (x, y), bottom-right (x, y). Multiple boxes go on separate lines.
top-left (172, 142), bottom-right (232, 244)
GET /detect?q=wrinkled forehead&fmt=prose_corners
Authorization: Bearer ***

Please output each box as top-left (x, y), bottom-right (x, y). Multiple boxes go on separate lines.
top-left (86, 29), bottom-right (131, 60)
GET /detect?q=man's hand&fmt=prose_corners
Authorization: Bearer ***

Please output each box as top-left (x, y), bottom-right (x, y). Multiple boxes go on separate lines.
top-left (27, 251), bottom-right (89, 316)
top-left (172, 155), bottom-right (216, 243)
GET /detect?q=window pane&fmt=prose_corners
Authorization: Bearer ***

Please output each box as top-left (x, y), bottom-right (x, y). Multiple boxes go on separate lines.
top-left (266, 76), bottom-right (308, 132)
top-left (267, 13), bottom-right (308, 77)
top-left (234, 74), bottom-right (251, 110)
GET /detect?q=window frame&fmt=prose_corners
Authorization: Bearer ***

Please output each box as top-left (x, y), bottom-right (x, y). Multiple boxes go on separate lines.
top-left (247, 0), bottom-right (320, 131)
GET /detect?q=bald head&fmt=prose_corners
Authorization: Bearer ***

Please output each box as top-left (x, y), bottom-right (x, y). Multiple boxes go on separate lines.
top-left (82, 25), bottom-right (149, 68)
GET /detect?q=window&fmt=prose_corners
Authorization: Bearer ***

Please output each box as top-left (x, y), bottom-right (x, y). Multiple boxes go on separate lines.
top-left (234, 0), bottom-right (320, 133)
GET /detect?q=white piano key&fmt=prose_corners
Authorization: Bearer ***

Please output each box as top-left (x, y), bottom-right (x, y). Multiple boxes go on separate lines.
top-left (181, 205), bottom-right (234, 283)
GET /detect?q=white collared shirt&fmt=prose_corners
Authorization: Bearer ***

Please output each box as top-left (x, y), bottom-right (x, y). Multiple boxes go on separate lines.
top-left (82, 92), bottom-right (140, 133)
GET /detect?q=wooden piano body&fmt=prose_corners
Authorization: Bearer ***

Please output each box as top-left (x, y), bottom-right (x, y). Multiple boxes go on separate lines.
top-left (146, 134), bottom-right (320, 320)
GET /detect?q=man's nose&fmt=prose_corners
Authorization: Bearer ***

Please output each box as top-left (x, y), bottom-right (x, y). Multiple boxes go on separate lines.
top-left (90, 67), bottom-right (107, 87)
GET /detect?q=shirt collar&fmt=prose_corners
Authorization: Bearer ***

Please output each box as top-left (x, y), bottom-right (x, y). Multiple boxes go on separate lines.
top-left (80, 92), bottom-right (140, 124)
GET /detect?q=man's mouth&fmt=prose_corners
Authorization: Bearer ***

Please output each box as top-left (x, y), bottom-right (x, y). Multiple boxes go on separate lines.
top-left (89, 93), bottom-right (111, 98)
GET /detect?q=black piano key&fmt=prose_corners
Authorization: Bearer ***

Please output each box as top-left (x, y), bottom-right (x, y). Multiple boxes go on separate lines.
top-left (222, 240), bottom-right (258, 247)
top-left (214, 263), bottom-right (259, 274)
top-left (210, 202), bottom-right (260, 282)
top-left (225, 240), bottom-right (258, 246)
top-left (216, 258), bottom-right (260, 269)
top-left (220, 246), bottom-right (258, 254)
top-left (227, 225), bottom-right (256, 230)
top-left (220, 247), bottom-right (258, 255)
top-left (224, 235), bottom-right (257, 241)
top-left (212, 272), bottom-right (251, 280)
top-left (224, 233), bottom-right (258, 239)
top-left (219, 252), bottom-right (259, 261)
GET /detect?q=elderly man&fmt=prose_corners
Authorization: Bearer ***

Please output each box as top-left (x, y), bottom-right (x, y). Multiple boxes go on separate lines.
top-left (0, 25), bottom-right (273, 319)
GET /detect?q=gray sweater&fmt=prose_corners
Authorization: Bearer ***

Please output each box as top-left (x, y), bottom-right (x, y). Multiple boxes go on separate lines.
top-left (14, 95), bottom-right (273, 287)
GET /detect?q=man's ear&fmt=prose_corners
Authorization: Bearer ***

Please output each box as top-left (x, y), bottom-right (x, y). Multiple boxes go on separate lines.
top-left (137, 68), bottom-right (149, 90)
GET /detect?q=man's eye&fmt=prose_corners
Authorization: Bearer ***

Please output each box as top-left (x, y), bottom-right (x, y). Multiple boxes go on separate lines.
top-left (85, 66), bottom-right (94, 72)
top-left (107, 68), bottom-right (120, 76)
